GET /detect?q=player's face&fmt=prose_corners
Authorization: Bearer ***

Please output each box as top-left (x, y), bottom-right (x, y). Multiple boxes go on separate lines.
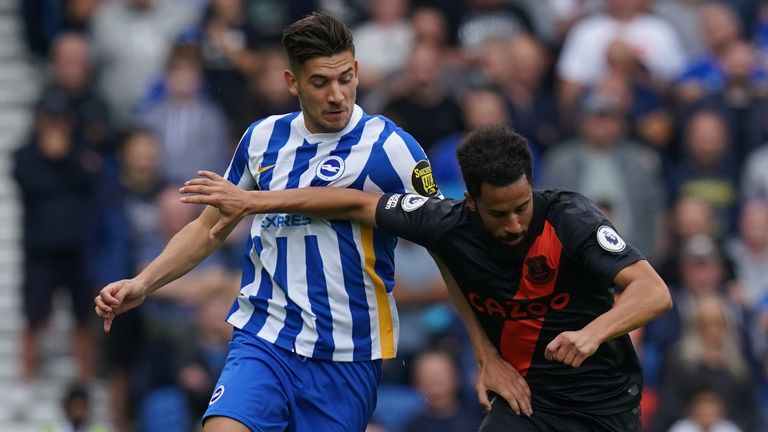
top-left (285, 51), bottom-right (358, 133)
top-left (466, 176), bottom-right (534, 246)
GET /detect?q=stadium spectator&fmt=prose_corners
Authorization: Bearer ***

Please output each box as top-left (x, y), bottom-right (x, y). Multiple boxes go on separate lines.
top-left (667, 109), bottom-right (739, 234)
top-left (137, 45), bottom-right (230, 184)
top-left (402, 350), bottom-right (483, 432)
top-left (12, 92), bottom-right (98, 388)
top-left (725, 199), bottom-right (768, 308)
top-left (742, 140), bottom-right (768, 199)
top-left (353, 0), bottom-right (413, 92)
top-left (667, 386), bottom-right (743, 432)
top-left (232, 46), bottom-right (299, 137)
top-left (542, 89), bottom-right (664, 262)
top-left (643, 235), bottom-right (748, 393)
top-left (92, 0), bottom-right (203, 125)
top-left (40, 33), bottom-right (113, 158)
top-left (652, 294), bottom-right (758, 432)
top-left (429, 88), bottom-right (512, 198)
top-left (658, 196), bottom-right (718, 287)
top-left (557, 0), bottom-right (686, 113)
top-left (674, 3), bottom-right (744, 102)
top-left (456, 0), bottom-right (534, 56)
top-left (477, 35), bottom-right (561, 152)
top-left (200, 0), bottom-right (262, 122)
top-left (382, 43), bottom-right (464, 152)
top-left (90, 129), bottom-right (166, 431)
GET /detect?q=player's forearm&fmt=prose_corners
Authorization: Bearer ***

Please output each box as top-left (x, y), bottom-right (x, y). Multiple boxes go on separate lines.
top-left (246, 187), bottom-right (380, 226)
top-left (584, 276), bottom-right (672, 344)
top-left (136, 213), bottom-right (225, 296)
top-left (433, 257), bottom-right (498, 362)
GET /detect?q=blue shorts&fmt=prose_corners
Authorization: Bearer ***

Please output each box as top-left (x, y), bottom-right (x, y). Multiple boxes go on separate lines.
top-left (203, 328), bottom-right (382, 432)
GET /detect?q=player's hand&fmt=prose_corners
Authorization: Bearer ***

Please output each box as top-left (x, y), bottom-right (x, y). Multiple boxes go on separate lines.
top-left (476, 352), bottom-right (532, 416)
top-left (94, 278), bottom-right (148, 333)
top-left (544, 329), bottom-right (600, 368)
top-left (179, 170), bottom-right (248, 239)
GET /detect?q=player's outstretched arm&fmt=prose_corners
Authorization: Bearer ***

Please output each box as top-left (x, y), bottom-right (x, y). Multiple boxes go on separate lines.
top-left (94, 204), bottom-right (239, 332)
top-left (544, 260), bottom-right (672, 367)
top-left (179, 170), bottom-right (381, 237)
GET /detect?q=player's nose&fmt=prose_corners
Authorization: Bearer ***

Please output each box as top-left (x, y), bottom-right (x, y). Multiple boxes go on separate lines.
top-left (328, 81), bottom-right (344, 103)
top-left (504, 214), bottom-right (521, 233)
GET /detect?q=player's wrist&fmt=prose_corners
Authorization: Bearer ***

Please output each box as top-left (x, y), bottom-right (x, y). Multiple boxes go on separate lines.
top-left (475, 345), bottom-right (501, 366)
top-left (246, 190), bottom-right (268, 214)
top-left (132, 276), bottom-right (152, 297)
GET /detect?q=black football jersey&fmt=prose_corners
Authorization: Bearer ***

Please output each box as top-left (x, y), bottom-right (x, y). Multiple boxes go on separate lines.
top-left (376, 190), bottom-right (645, 415)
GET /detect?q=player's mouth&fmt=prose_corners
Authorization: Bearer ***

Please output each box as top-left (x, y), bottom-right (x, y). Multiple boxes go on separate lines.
top-left (324, 109), bottom-right (347, 120)
top-left (500, 233), bottom-right (525, 246)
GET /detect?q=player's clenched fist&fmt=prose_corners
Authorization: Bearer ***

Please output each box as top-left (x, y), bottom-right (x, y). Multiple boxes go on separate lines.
top-left (94, 278), bottom-right (148, 333)
top-left (544, 330), bottom-right (600, 368)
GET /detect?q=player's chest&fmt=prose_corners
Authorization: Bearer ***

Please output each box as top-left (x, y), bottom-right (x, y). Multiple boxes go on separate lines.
top-left (255, 141), bottom-right (375, 191)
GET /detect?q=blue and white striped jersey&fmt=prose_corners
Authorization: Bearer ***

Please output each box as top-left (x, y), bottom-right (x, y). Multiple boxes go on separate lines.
top-left (223, 105), bottom-right (440, 361)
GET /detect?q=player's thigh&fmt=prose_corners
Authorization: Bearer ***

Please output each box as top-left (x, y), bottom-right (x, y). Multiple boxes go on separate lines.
top-left (204, 415), bottom-right (252, 432)
top-left (293, 357), bottom-right (382, 432)
top-left (203, 330), bottom-right (293, 432)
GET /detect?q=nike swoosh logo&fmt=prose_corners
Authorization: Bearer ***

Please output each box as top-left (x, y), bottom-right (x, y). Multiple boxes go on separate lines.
top-left (257, 164), bottom-right (275, 173)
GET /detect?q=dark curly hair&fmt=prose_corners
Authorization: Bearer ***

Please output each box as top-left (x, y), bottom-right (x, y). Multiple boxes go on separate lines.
top-left (282, 11), bottom-right (355, 72)
top-left (456, 125), bottom-right (532, 198)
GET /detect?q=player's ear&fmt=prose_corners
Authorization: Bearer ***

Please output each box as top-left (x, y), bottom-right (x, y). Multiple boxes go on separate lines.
top-left (465, 191), bottom-right (477, 212)
top-left (284, 69), bottom-right (299, 97)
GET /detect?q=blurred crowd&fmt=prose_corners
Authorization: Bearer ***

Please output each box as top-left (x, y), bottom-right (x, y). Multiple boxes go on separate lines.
top-left (10, 0), bottom-right (768, 431)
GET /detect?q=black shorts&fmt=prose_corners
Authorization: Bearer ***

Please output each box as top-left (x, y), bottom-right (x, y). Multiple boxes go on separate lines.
top-left (22, 251), bottom-right (92, 327)
top-left (479, 396), bottom-right (641, 432)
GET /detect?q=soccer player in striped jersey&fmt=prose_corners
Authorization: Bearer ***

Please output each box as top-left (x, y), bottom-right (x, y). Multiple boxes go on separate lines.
top-left (94, 11), bottom-right (484, 432)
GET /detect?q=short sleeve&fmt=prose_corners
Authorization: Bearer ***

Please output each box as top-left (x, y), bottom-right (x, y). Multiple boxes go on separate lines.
top-left (377, 123), bottom-right (442, 198)
top-left (375, 193), bottom-right (456, 249)
top-left (224, 122), bottom-right (258, 190)
top-left (551, 192), bottom-right (645, 286)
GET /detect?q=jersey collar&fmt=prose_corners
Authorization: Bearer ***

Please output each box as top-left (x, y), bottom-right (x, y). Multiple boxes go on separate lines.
top-left (296, 104), bottom-right (364, 144)
top-left (528, 191), bottom-right (547, 238)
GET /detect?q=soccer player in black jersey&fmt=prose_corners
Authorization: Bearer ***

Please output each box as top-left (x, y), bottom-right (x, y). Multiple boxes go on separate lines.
top-left (180, 125), bottom-right (672, 432)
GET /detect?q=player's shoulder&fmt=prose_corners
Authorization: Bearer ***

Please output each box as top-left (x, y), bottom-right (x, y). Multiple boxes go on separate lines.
top-left (246, 111), bottom-right (299, 135)
top-left (541, 189), bottom-right (606, 229)
top-left (385, 194), bottom-right (465, 220)
top-left (368, 113), bottom-right (421, 146)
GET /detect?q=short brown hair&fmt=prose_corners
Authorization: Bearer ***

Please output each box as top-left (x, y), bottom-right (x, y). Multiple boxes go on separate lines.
top-left (281, 11), bottom-right (354, 71)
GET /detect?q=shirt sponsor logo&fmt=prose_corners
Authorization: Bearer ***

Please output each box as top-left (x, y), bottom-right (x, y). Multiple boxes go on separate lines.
top-left (316, 155), bottom-right (345, 181)
top-left (596, 225), bottom-right (626, 253)
top-left (525, 255), bottom-right (556, 284)
top-left (401, 193), bottom-right (428, 212)
top-left (411, 160), bottom-right (439, 196)
top-left (467, 292), bottom-right (570, 320)
top-left (385, 194), bottom-right (401, 210)
top-left (261, 214), bottom-right (312, 228)
top-left (209, 385), bottom-right (225, 405)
